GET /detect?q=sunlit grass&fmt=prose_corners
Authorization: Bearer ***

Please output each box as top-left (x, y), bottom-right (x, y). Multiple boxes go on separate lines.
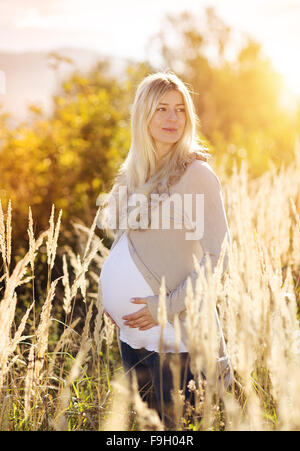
top-left (0, 145), bottom-right (300, 431)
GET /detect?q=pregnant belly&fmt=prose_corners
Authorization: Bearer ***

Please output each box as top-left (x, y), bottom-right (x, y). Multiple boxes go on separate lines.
top-left (99, 233), bottom-right (154, 329)
top-left (99, 233), bottom-right (188, 353)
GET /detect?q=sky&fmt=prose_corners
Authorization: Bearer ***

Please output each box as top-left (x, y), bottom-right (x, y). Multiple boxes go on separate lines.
top-left (0, 0), bottom-right (300, 99)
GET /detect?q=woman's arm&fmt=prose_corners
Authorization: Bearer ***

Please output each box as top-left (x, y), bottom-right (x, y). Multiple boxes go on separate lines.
top-left (145, 162), bottom-right (232, 323)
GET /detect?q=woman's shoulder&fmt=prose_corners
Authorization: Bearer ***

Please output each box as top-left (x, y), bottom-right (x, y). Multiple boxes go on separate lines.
top-left (188, 158), bottom-right (212, 173)
top-left (184, 158), bottom-right (221, 190)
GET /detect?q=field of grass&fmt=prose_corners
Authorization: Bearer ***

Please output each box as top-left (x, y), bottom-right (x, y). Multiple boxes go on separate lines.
top-left (0, 150), bottom-right (300, 431)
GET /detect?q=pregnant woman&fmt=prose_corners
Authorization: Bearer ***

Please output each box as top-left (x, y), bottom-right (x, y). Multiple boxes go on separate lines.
top-left (97, 71), bottom-right (233, 428)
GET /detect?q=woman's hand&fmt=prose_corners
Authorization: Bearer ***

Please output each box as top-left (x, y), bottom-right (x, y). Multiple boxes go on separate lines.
top-left (122, 298), bottom-right (158, 330)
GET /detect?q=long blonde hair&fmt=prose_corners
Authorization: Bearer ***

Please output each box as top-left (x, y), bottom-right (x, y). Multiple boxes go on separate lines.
top-left (97, 71), bottom-right (210, 237)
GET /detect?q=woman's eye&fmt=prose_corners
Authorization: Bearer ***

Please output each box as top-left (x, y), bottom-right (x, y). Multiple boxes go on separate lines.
top-left (157, 108), bottom-right (185, 112)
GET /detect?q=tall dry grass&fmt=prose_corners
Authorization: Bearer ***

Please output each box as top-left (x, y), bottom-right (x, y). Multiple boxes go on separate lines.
top-left (0, 144), bottom-right (300, 431)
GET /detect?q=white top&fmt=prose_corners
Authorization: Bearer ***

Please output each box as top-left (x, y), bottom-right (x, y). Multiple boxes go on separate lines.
top-left (100, 231), bottom-right (187, 353)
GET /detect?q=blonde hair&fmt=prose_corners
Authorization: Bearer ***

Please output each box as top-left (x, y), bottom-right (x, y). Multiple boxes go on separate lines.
top-left (97, 71), bottom-right (210, 237)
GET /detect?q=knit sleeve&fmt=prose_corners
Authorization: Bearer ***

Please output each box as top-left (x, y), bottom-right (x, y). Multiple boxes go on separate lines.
top-left (145, 161), bottom-right (231, 323)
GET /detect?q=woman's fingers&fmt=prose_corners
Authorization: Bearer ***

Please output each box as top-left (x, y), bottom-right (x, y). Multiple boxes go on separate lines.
top-left (130, 297), bottom-right (147, 305)
top-left (124, 318), bottom-right (150, 327)
top-left (135, 321), bottom-right (152, 329)
top-left (139, 319), bottom-right (157, 329)
top-left (126, 317), bottom-right (157, 328)
top-left (139, 323), bottom-right (157, 331)
top-left (124, 315), bottom-right (153, 327)
top-left (123, 306), bottom-right (148, 321)
top-left (122, 298), bottom-right (148, 321)
top-left (122, 301), bottom-right (159, 330)
top-left (124, 311), bottom-right (151, 326)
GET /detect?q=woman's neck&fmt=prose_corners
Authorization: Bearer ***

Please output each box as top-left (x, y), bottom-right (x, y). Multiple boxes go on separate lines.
top-left (155, 142), bottom-right (173, 160)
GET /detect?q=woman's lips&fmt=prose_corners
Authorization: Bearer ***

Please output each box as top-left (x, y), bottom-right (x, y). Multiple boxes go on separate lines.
top-left (162, 128), bottom-right (177, 132)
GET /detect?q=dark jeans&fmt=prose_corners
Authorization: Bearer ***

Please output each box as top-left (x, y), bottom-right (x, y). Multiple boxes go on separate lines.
top-left (120, 340), bottom-right (196, 428)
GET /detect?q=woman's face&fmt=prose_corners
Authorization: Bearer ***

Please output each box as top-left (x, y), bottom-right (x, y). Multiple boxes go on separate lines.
top-left (148, 90), bottom-right (186, 156)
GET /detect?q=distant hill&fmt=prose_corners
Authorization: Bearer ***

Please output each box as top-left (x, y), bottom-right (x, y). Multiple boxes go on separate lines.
top-left (0, 47), bottom-right (129, 127)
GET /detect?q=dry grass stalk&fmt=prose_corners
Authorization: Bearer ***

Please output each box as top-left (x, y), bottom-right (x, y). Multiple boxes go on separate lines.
top-left (0, 292), bottom-right (17, 387)
top-left (53, 301), bottom-right (94, 431)
top-left (48, 317), bottom-right (81, 376)
top-left (0, 199), bottom-right (7, 270)
top-left (9, 301), bottom-right (34, 355)
top-left (62, 254), bottom-right (72, 315)
top-left (46, 204), bottom-right (62, 270)
top-left (24, 277), bottom-right (62, 419)
top-left (157, 276), bottom-right (167, 352)
top-left (101, 375), bottom-right (130, 431)
top-left (35, 277), bottom-right (62, 381)
top-left (27, 206), bottom-right (35, 272)
top-left (94, 282), bottom-right (105, 356)
top-left (62, 227), bottom-right (104, 304)
top-left (0, 230), bottom-right (47, 388)
top-left (169, 353), bottom-right (184, 429)
top-left (5, 200), bottom-right (12, 271)
top-left (0, 199), bottom-right (10, 280)
top-left (131, 371), bottom-right (164, 431)
top-left (103, 311), bottom-right (115, 348)
top-left (289, 198), bottom-right (300, 272)
top-left (81, 206), bottom-right (101, 260)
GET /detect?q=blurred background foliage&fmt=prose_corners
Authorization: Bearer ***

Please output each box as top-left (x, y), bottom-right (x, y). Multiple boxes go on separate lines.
top-left (0, 7), bottom-right (299, 266)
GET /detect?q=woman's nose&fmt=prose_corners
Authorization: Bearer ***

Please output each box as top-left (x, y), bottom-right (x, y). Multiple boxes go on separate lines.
top-left (167, 109), bottom-right (178, 121)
